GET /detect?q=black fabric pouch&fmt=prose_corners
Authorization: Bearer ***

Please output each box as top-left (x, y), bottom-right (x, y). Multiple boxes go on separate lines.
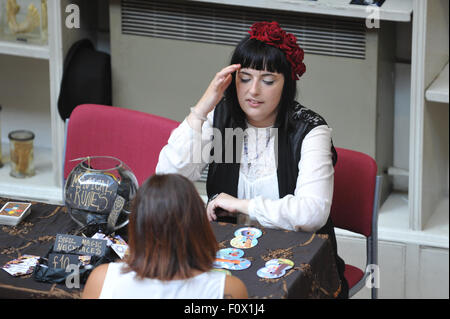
top-left (33, 245), bottom-right (117, 285)
top-left (33, 223), bottom-right (123, 285)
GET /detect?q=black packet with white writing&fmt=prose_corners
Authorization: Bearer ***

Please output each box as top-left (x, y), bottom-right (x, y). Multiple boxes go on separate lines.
top-left (33, 243), bottom-right (117, 285)
top-left (33, 223), bottom-right (120, 285)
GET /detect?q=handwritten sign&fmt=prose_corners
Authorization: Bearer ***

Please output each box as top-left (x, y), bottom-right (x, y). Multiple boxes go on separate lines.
top-left (65, 172), bottom-right (118, 213)
top-left (47, 253), bottom-right (91, 269)
top-left (53, 234), bottom-right (107, 257)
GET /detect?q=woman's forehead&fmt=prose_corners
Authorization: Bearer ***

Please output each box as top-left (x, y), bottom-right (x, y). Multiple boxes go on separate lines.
top-left (239, 68), bottom-right (280, 76)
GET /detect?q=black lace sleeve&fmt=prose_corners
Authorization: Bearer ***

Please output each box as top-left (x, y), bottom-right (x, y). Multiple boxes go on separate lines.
top-left (292, 102), bottom-right (337, 166)
top-left (292, 103), bottom-right (327, 127)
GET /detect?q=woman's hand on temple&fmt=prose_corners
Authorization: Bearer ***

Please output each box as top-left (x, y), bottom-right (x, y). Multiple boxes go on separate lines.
top-left (206, 192), bottom-right (249, 222)
top-left (192, 64), bottom-right (241, 118)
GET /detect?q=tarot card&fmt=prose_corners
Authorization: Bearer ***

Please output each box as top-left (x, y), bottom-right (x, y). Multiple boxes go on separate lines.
top-left (91, 232), bottom-right (113, 246)
top-left (91, 232), bottom-right (129, 259)
top-left (111, 242), bottom-right (129, 259)
top-left (0, 202), bottom-right (32, 226)
top-left (1, 255), bottom-right (40, 276)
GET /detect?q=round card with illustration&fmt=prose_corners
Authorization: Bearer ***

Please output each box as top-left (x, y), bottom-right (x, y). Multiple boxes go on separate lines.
top-left (213, 255), bottom-right (251, 270)
top-left (256, 258), bottom-right (294, 279)
top-left (230, 235), bottom-right (258, 249)
top-left (234, 227), bottom-right (262, 239)
top-left (216, 248), bottom-right (245, 259)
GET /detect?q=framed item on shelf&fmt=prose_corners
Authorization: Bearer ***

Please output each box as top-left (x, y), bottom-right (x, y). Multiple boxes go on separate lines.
top-left (0, 0), bottom-right (47, 45)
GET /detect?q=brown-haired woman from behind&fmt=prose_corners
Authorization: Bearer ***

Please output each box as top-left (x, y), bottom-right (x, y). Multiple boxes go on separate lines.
top-left (82, 173), bottom-right (248, 299)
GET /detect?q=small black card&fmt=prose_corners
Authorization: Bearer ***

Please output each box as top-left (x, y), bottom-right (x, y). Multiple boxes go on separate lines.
top-left (215, 208), bottom-right (237, 224)
top-left (47, 253), bottom-right (91, 269)
top-left (53, 234), bottom-right (107, 257)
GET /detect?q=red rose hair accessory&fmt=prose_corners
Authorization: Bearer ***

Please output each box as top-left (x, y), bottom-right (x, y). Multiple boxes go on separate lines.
top-left (248, 21), bottom-right (306, 80)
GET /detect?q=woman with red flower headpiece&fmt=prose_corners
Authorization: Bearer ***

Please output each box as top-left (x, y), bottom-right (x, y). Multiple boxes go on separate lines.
top-left (156, 21), bottom-right (348, 298)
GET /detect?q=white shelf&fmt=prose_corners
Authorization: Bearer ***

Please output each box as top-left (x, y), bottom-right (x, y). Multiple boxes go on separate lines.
top-left (377, 193), bottom-right (448, 248)
top-left (0, 40), bottom-right (49, 60)
top-left (0, 145), bottom-right (63, 204)
top-left (424, 197), bottom-right (449, 239)
top-left (189, 0), bottom-right (413, 21)
top-left (426, 62), bottom-right (449, 103)
top-left (336, 192), bottom-right (449, 249)
top-left (378, 191), bottom-right (410, 231)
top-left (336, 191), bottom-right (409, 240)
top-left (0, 0), bottom-right (98, 205)
top-left (377, 192), bottom-right (448, 248)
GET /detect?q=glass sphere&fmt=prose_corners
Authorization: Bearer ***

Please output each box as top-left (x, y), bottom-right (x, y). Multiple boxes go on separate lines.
top-left (64, 156), bottom-right (138, 232)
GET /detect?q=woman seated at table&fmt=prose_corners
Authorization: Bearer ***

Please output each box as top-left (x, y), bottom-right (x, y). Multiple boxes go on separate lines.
top-left (156, 21), bottom-right (348, 298)
top-left (82, 173), bottom-right (248, 299)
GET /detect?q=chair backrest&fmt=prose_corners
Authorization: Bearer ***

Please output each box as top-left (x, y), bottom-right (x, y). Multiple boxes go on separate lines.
top-left (330, 147), bottom-right (378, 237)
top-left (63, 104), bottom-right (180, 185)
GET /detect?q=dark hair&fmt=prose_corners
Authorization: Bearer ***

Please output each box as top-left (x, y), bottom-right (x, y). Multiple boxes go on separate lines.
top-left (124, 174), bottom-right (218, 280)
top-left (224, 35), bottom-right (297, 131)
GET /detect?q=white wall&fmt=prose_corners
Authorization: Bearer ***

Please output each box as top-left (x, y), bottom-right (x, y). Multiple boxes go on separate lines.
top-left (0, 55), bottom-right (51, 149)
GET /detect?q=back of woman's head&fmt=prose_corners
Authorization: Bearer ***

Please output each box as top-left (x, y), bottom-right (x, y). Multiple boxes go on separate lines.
top-left (125, 174), bottom-right (218, 280)
top-left (225, 35), bottom-right (298, 130)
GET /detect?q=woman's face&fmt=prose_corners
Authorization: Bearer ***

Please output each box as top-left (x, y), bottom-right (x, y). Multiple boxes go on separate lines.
top-left (236, 68), bottom-right (284, 127)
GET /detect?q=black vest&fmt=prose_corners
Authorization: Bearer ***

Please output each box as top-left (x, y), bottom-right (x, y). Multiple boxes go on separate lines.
top-left (207, 99), bottom-right (348, 298)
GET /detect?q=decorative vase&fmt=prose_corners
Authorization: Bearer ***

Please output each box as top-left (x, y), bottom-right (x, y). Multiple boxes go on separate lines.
top-left (64, 156), bottom-right (138, 233)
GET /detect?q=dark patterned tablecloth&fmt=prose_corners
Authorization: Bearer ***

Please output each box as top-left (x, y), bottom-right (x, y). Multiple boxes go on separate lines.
top-left (0, 198), bottom-right (341, 299)
top-left (0, 198), bottom-right (80, 298)
top-left (213, 222), bottom-right (342, 299)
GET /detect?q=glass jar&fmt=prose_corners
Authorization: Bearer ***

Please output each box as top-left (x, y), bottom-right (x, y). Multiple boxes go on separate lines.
top-left (8, 129), bottom-right (35, 178)
top-left (0, 0), bottom-right (48, 45)
top-left (64, 156), bottom-right (138, 232)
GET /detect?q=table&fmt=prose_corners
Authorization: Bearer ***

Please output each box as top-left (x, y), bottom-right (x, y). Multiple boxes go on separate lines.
top-left (0, 198), bottom-right (342, 299)
top-left (214, 222), bottom-right (342, 299)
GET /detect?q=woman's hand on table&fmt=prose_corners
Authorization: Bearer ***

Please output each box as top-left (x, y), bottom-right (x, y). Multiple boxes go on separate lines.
top-left (206, 192), bottom-right (249, 222)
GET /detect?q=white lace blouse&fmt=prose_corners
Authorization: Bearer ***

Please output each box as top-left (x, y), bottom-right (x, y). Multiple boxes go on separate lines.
top-left (155, 110), bottom-right (334, 232)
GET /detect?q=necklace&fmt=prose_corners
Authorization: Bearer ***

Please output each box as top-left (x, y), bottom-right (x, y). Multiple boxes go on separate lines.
top-left (243, 127), bottom-right (272, 170)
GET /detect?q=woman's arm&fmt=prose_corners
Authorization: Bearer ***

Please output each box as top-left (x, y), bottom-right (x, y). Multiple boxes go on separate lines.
top-left (155, 113), bottom-right (213, 181)
top-left (82, 263), bottom-right (109, 299)
top-left (224, 274), bottom-right (248, 299)
top-left (156, 64), bottom-right (241, 180)
top-left (206, 192), bottom-right (249, 222)
top-left (248, 125), bottom-right (334, 232)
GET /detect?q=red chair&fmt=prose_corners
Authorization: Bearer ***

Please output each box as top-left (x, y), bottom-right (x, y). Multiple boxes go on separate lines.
top-left (330, 147), bottom-right (383, 299)
top-left (63, 104), bottom-right (180, 185)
